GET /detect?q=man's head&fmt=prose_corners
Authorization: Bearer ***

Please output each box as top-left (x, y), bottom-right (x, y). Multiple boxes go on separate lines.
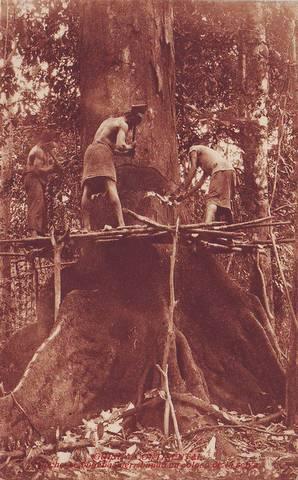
top-left (38, 130), bottom-right (57, 148)
top-left (124, 112), bottom-right (143, 128)
top-left (124, 104), bottom-right (146, 128)
top-left (38, 130), bottom-right (58, 152)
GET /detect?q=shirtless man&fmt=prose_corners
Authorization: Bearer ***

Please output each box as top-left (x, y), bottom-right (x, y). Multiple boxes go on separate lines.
top-left (177, 145), bottom-right (236, 223)
top-left (24, 132), bottom-right (60, 237)
top-left (81, 111), bottom-right (143, 231)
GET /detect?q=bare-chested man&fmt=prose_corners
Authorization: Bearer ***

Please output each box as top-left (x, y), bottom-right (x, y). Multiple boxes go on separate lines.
top-left (177, 145), bottom-right (236, 223)
top-left (24, 132), bottom-right (60, 237)
top-left (81, 111), bottom-right (143, 231)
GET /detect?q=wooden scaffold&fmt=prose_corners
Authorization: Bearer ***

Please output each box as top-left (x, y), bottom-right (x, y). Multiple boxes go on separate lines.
top-left (0, 210), bottom-right (294, 325)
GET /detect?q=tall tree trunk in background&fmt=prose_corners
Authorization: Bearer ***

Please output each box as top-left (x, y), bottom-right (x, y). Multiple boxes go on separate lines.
top-left (239, 2), bottom-right (274, 322)
top-left (285, 8), bottom-right (297, 427)
top-left (0, 0), bottom-right (13, 342)
top-left (0, 125), bottom-right (13, 341)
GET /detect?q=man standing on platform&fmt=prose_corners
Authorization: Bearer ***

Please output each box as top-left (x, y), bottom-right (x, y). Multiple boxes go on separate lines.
top-left (24, 132), bottom-right (60, 237)
top-left (176, 144), bottom-right (236, 224)
top-left (81, 109), bottom-right (144, 231)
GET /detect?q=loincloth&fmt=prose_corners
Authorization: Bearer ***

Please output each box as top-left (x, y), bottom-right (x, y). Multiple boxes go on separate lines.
top-left (83, 176), bottom-right (111, 197)
top-left (24, 172), bottom-right (47, 235)
top-left (206, 170), bottom-right (236, 210)
top-left (82, 142), bottom-right (116, 188)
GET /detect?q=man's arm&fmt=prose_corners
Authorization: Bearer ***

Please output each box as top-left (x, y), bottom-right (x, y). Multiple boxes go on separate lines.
top-left (36, 164), bottom-right (59, 174)
top-left (186, 171), bottom-right (208, 197)
top-left (183, 150), bottom-right (198, 190)
top-left (115, 120), bottom-right (135, 151)
top-left (29, 148), bottom-right (61, 175)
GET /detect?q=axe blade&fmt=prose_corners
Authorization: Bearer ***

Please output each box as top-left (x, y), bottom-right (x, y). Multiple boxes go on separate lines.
top-left (131, 103), bottom-right (147, 114)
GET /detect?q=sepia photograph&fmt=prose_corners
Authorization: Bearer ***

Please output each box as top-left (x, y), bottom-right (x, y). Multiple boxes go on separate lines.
top-left (0, 0), bottom-right (297, 478)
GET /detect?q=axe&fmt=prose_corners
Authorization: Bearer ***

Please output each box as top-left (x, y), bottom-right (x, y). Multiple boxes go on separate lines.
top-left (115, 104), bottom-right (147, 156)
top-left (130, 103), bottom-right (147, 142)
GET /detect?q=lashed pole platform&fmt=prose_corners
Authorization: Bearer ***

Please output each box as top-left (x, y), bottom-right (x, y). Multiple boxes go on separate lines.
top-left (0, 212), bottom-right (294, 323)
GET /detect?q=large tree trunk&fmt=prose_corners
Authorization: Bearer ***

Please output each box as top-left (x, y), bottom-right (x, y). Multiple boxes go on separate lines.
top-left (239, 2), bottom-right (274, 323)
top-left (80, 0), bottom-right (179, 227)
top-left (0, 0), bottom-right (285, 444)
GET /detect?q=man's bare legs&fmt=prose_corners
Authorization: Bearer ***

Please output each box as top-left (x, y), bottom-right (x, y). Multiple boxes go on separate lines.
top-left (81, 179), bottom-right (125, 230)
top-left (205, 203), bottom-right (217, 224)
top-left (81, 183), bottom-right (92, 231)
top-left (105, 179), bottom-right (125, 227)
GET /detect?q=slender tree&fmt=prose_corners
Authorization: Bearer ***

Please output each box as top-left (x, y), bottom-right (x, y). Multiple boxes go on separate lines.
top-left (0, 0), bottom-right (14, 341)
top-left (239, 2), bottom-right (274, 320)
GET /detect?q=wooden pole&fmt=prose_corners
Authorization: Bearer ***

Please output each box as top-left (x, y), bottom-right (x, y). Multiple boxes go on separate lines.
top-left (29, 257), bottom-right (39, 321)
top-left (157, 218), bottom-right (180, 444)
top-left (50, 230), bottom-right (65, 322)
top-left (162, 217), bottom-right (180, 371)
top-left (270, 231), bottom-right (297, 427)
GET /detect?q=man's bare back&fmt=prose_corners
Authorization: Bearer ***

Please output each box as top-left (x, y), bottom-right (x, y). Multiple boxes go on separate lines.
top-left (189, 145), bottom-right (232, 176)
top-left (94, 116), bottom-right (134, 152)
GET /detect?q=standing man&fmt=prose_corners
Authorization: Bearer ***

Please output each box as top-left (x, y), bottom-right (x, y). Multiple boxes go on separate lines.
top-left (81, 110), bottom-right (143, 231)
top-left (24, 132), bottom-right (60, 237)
top-left (177, 145), bottom-right (236, 223)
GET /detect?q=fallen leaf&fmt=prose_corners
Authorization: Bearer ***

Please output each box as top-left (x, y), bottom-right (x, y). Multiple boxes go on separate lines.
top-left (106, 421), bottom-right (123, 434)
top-left (126, 444), bottom-right (137, 456)
top-left (128, 436), bottom-right (141, 443)
top-left (202, 436), bottom-right (216, 459)
top-left (100, 410), bottom-right (112, 422)
top-left (264, 456), bottom-right (274, 472)
top-left (102, 447), bottom-right (123, 454)
top-left (56, 451), bottom-right (72, 464)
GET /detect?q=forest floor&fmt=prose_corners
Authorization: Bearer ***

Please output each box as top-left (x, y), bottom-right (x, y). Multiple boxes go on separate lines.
top-left (1, 405), bottom-right (297, 480)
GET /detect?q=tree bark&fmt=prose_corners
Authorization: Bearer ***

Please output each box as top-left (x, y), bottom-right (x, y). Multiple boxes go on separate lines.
top-left (80, 0), bottom-right (178, 173)
top-left (79, 0), bottom-right (180, 228)
top-left (239, 2), bottom-right (274, 321)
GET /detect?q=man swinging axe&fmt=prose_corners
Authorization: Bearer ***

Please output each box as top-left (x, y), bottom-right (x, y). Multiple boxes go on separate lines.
top-left (81, 104), bottom-right (147, 231)
top-left (174, 144), bottom-right (236, 224)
